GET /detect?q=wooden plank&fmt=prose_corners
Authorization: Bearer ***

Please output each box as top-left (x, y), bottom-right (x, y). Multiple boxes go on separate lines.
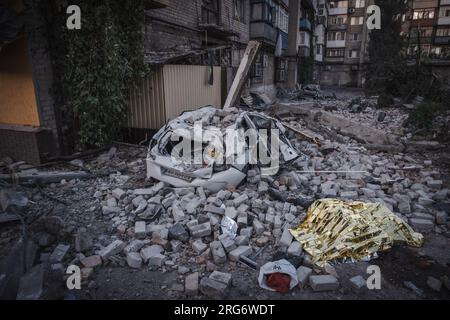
top-left (223, 41), bottom-right (261, 110)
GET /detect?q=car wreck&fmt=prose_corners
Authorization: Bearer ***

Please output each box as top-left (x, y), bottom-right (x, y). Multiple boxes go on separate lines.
top-left (146, 106), bottom-right (304, 193)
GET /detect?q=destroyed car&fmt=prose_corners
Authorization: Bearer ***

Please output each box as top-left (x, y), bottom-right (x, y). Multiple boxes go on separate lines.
top-left (147, 106), bottom-right (303, 193)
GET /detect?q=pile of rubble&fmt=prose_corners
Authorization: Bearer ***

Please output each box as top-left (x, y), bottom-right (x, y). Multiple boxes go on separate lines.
top-left (1, 100), bottom-right (449, 299)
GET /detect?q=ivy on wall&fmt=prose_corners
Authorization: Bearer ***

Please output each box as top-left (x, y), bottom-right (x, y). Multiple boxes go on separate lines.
top-left (40, 0), bottom-right (149, 149)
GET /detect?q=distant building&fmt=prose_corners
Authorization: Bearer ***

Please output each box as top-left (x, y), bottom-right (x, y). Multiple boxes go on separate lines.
top-left (320, 0), bottom-right (372, 87)
top-left (403, 0), bottom-right (450, 84)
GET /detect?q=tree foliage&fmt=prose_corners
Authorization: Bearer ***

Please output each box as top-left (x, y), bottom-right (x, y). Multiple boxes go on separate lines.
top-left (40, 0), bottom-right (148, 149)
top-left (364, 0), bottom-right (409, 97)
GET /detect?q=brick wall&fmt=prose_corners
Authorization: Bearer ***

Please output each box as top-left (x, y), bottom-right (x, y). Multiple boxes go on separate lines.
top-left (25, 1), bottom-right (60, 154)
top-left (145, 0), bottom-right (250, 52)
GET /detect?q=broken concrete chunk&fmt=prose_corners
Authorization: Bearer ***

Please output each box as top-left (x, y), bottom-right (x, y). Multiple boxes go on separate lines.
top-left (199, 277), bottom-right (227, 299)
top-left (229, 246), bottom-right (252, 262)
top-left (225, 207), bottom-right (238, 220)
top-left (134, 221), bottom-right (147, 239)
top-left (112, 188), bottom-right (126, 200)
top-left (204, 204), bottom-right (225, 215)
top-left (126, 252), bottom-right (143, 269)
top-left (218, 234), bottom-right (237, 253)
top-left (124, 240), bottom-right (146, 254)
top-left (99, 240), bottom-right (125, 261)
top-left (210, 241), bottom-right (227, 264)
top-left (287, 241), bottom-right (303, 257)
top-left (297, 266), bottom-right (313, 289)
top-left (409, 218), bottom-right (434, 233)
top-left (233, 194), bottom-right (249, 207)
top-left (279, 228), bottom-right (293, 248)
top-left (252, 219), bottom-right (265, 235)
top-left (185, 272), bottom-right (199, 296)
top-left (50, 244), bottom-right (70, 264)
top-left (209, 271), bottom-right (232, 286)
top-left (140, 245), bottom-right (164, 263)
top-left (148, 253), bottom-right (167, 267)
top-left (187, 221), bottom-right (212, 238)
top-left (192, 240), bottom-right (208, 255)
top-left (81, 255), bottom-right (102, 268)
top-left (349, 275), bottom-right (367, 293)
top-left (168, 223), bottom-right (189, 242)
top-left (309, 275), bottom-right (339, 292)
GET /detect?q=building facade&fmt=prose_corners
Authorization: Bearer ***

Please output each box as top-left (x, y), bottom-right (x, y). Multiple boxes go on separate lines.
top-left (319, 0), bottom-right (372, 87)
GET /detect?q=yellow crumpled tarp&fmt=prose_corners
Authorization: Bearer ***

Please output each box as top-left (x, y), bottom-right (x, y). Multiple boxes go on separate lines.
top-left (289, 199), bottom-right (424, 267)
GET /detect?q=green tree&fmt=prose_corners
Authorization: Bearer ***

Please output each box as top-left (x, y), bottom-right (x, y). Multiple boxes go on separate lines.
top-left (40, 0), bottom-right (148, 149)
top-left (364, 0), bottom-right (409, 97)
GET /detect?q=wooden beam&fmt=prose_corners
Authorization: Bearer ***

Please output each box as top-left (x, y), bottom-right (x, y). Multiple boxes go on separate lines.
top-left (223, 41), bottom-right (261, 110)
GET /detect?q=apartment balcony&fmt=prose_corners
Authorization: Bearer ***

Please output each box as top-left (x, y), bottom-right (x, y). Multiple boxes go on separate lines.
top-left (327, 24), bottom-right (347, 31)
top-left (327, 40), bottom-right (346, 48)
top-left (250, 22), bottom-right (278, 45)
top-left (409, 36), bottom-right (433, 44)
top-left (143, 0), bottom-right (169, 9)
top-left (299, 18), bottom-right (312, 32)
top-left (329, 7), bottom-right (348, 16)
top-left (434, 36), bottom-right (450, 44)
top-left (324, 56), bottom-right (345, 63)
top-left (437, 16), bottom-right (450, 25)
top-left (411, 19), bottom-right (435, 27)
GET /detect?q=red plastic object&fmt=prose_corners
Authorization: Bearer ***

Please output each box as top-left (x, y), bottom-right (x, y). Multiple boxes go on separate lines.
top-left (266, 273), bottom-right (291, 293)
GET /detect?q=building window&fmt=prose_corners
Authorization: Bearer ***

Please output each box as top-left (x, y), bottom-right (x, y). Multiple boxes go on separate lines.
top-left (355, 0), bottom-right (365, 8)
top-left (436, 27), bottom-right (450, 37)
top-left (329, 1), bottom-right (348, 9)
top-left (275, 58), bottom-right (286, 82)
top-left (410, 27), bottom-right (433, 38)
top-left (234, 0), bottom-right (246, 23)
top-left (326, 48), bottom-right (345, 57)
top-left (251, 52), bottom-right (264, 82)
top-left (329, 15), bottom-right (347, 25)
top-left (327, 31), bottom-right (346, 41)
top-left (348, 49), bottom-right (359, 58)
top-left (300, 32), bottom-right (306, 44)
top-left (413, 8), bottom-right (435, 20)
top-left (439, 7), bottom-right (450, 17)
top-left (351, 33), bottom-right (359, 41)
top-left (251, 0), bottom-right (276, 25)
top-left (317, 44), bottom-right (322, 55)
top-left (276, 7), bottom-right (288, 32)
top-left (350, 16), bottom-right (364, 25)
top-left (201, 0), bottom-right (220, 24)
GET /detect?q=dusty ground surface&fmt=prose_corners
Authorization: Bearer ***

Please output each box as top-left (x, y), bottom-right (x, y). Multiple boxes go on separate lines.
top-left (1, 89), bottom-right (449, 300)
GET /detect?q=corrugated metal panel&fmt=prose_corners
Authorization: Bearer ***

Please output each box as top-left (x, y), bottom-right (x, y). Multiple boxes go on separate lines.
top-left (128, 67), bottom-right (166, 129)
top-left (163, 65), bottom-right (222, 121)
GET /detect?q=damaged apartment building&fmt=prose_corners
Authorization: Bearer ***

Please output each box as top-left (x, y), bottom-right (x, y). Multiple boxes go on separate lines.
top-left (129, 0), bottom-right (333, 135)
top-left (319, 0), bottom-right (373, 87)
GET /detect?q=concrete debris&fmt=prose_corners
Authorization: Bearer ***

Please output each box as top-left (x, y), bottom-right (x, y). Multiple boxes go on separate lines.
top-left (309, 275), bottom-right (339, 292)
top-left (16, 264), bottom-right (44, 300)
top-left (1, 87), bottom-right (448, 300)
